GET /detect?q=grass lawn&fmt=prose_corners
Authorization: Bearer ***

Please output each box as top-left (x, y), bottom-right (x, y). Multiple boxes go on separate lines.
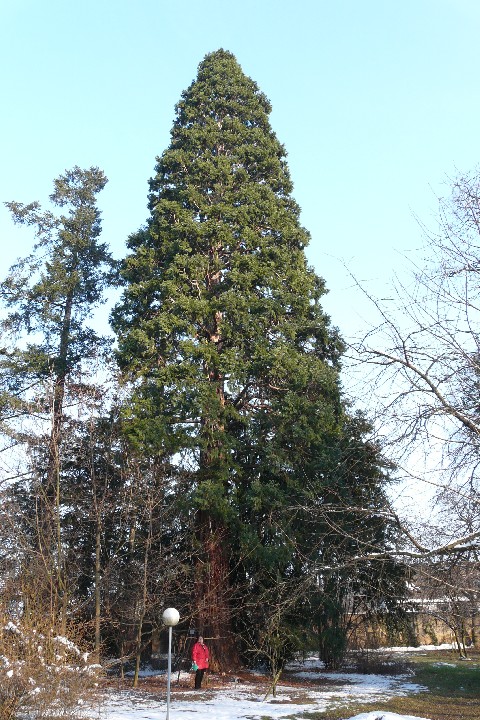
top-left (306, 649), bottom-right (480, 720)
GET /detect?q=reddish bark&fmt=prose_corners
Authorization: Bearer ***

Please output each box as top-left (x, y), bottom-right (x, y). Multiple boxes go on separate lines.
top-left (193, 512), bottom-right (241, 671)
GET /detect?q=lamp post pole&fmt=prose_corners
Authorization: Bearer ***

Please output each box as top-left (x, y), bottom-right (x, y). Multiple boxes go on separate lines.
top-left (162, 608), bottom-right (180, 720)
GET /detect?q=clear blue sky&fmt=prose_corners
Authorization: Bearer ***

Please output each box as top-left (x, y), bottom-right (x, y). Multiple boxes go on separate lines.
top-left (2, 0), bottom-right (480, 339)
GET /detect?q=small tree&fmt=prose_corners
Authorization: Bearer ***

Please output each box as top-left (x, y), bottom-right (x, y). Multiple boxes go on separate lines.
top-left (413, 553), bottom-right (479, 656)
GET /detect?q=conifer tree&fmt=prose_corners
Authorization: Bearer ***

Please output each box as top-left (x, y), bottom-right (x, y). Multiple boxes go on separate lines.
top-left (113, 50), bottom-right (345, 666)
top-left (112, 50), bottom-right (402, 667)
top-left (1, 167), bottom-right (112, 623)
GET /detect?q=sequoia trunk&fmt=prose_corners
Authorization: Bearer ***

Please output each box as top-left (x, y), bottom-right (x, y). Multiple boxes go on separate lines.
top-left (193, 512), bottom-right (240, 670)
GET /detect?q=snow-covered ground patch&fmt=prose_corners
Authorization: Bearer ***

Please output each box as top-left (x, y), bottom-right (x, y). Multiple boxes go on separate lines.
top-left (381, 644), bottom-right (454, 653)
top-left (347, 714), bottom-right (431, 720)
top-left (88, 655), bottom-right (429, 720)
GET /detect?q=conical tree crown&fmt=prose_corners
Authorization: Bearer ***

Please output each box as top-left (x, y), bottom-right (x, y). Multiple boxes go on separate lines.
top-left (154, 49), bottom-right (293, 201)
top-left (114, 50), bottom-right (342, 421)
top-left (113, 49), bottom-right (345, 518)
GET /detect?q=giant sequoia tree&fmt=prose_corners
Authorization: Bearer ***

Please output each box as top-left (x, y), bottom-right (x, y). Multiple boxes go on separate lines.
top-left (112, 50), bottom-right (403, 667)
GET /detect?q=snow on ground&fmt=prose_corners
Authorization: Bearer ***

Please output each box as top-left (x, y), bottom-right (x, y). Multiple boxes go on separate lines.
top-left (347, 715), bottom-right (430, 720)
top-left (381, 644), bottom-right (454, 653)
top-left (89, 654), bottom-right (431, 720)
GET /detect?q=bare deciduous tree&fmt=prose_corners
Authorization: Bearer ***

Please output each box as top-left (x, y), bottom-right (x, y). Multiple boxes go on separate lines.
top-left (350, 167), bottom-right (480, 559)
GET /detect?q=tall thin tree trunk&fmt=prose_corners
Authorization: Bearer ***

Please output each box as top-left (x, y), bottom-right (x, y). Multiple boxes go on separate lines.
top-left (133, 503), bottom-right (153, 687)
top-left (46, 291), bottom-right (73, 508)
top-left (41, 291), bottom-right (74, 627)
top-left (94, 520), bottom-right (102, 660)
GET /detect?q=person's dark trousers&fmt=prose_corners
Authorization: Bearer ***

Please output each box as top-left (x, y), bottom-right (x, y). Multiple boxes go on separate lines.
top-left (195, 668), bottom-right (205, 688)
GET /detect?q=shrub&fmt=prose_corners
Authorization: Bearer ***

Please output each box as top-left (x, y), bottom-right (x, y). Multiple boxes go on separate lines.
top-left (347, 649), bottom-right (413, 676)
top-left (0, 610), bottom-right (101, 720)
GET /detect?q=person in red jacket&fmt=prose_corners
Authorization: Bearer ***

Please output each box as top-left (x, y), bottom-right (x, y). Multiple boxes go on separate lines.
top-left (191, 635), bottom-right (209, 689)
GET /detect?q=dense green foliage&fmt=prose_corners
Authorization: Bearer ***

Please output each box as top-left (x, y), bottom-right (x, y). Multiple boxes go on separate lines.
top-left (0, 166), bottom-right (112, 459)
top-left (113, 49), bottom-right (343, 456)
top-left (2, 167), bottom-right (111, 374)
top-left (112, 49), bottom-right (407, 667)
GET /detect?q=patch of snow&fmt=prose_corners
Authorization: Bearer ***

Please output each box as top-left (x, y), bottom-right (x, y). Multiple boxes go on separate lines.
top-left (91, 670), bottom-right (426, 720)
top-left (381, 644), bottom-right (454, 653)
top-left (124, 666), bottom-right (166, 678)
top-left (54, 635), bottom-right (82, 655)
top-left (4, 621), bottom-right (19, 633)
top-left (347, 714), bottom-right (431, 720)
top-left (83, 647), bottom-right (459, 720)
top-left (286, 655), bottom-right (325, 670)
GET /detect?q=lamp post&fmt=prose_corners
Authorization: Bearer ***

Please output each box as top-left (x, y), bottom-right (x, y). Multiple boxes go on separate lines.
top-left (162, 608), bottom-right (180, 720)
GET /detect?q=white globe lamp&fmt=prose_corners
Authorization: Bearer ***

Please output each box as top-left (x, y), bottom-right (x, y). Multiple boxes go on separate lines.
top-left (162, 607), bottom-right (180, 720)
top-left (162, 607), bottom-right (180, 627)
